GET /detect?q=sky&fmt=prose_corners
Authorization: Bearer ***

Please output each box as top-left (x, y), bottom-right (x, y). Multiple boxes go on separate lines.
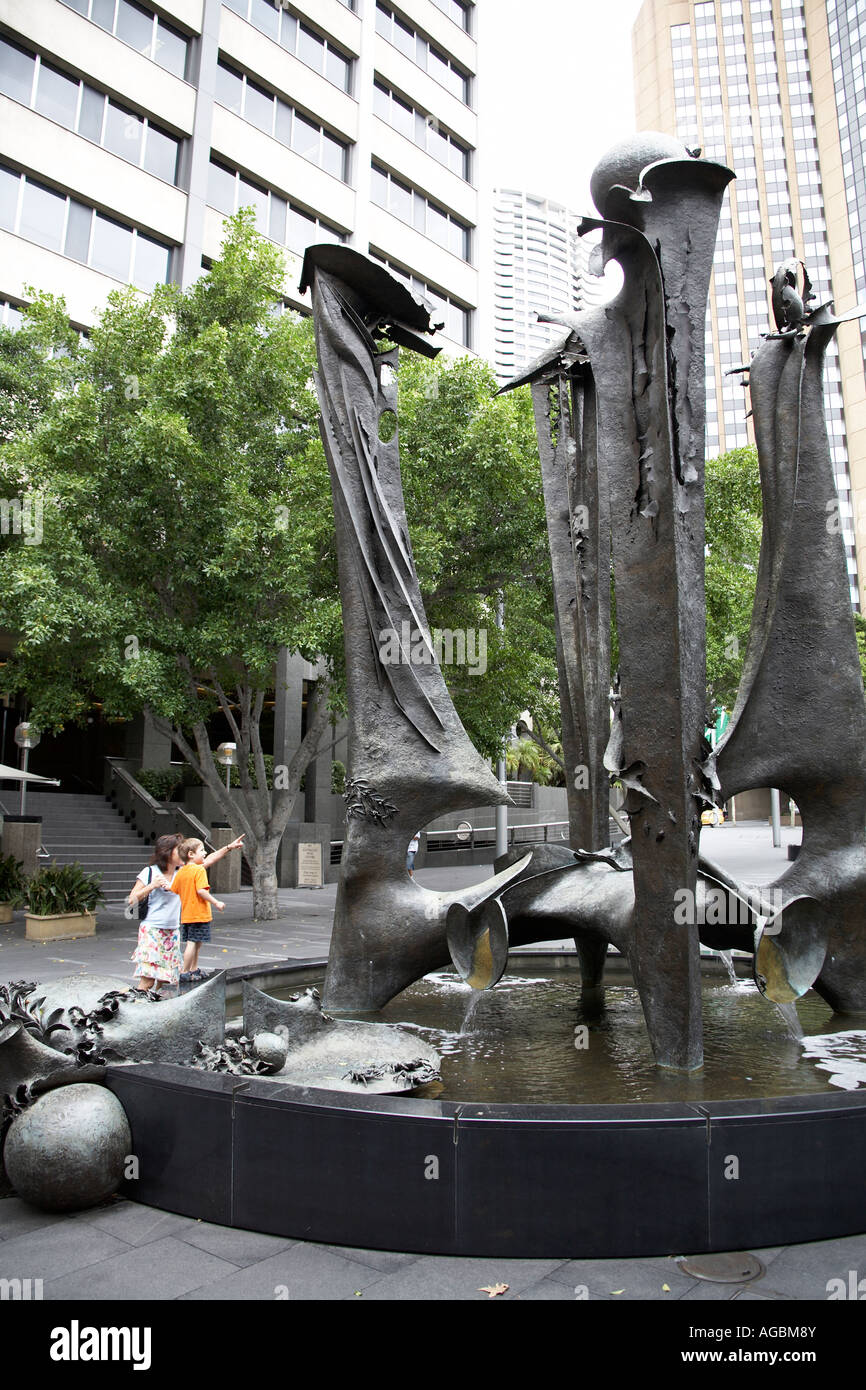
top-left (480, 0), bottom-right (648, 216)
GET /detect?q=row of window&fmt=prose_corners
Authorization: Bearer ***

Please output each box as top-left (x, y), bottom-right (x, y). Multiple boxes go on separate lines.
top-left (215, 60), bottom-right (348, 180)
top-left (431, 0), bottom-right (472, 31)
top-left (0, 164), bottom-right (170, 290)
top-left (370, 251), bottom-right (470, 345)
top-left (60, 0), bottom-right (187, 78)
top-left (371, 162), bottom-right (470, 260)
top-left (0, 37), bottom-right (180, 185)
top-left (207, 157), bottom-right (344, 254)
top-left (223, 0), bottom-right (352, 92)
top-left (375, 3), bottom-right (470, 105)
top-left (372, 81), bottom-right (470, 180)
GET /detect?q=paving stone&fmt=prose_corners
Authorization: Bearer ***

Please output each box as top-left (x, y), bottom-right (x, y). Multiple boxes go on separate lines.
top-left (44, 1234), bottom-right (242, 1300)
top-left (178, 1222), bottom-right (296, 1266)
top-left (679, 1280), bottom-right (780, 1301)
top-left (547, 1255), bottom-right (695, 1301)
top-left (0, 1220), bottom-right (130, 1282)
top-left (0, 1197), bottom-right (69, 1240)
top-left (177, 1242), bottom-right (385, 1301)
top-left (514, 1277), bottom-right (612, 1301)
top-left (313, 1242), bottom-right (422, 1273)
top-left (70, 1200), bottom-right (200, 1246)
top-left (356, 1255), bottom-right (567, 1301)
top-left (752, 1236), bottom-right (866, 1301)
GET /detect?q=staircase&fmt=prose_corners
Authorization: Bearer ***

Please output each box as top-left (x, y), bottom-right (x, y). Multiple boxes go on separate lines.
top-left (16, 791), bottom-right (152, 912)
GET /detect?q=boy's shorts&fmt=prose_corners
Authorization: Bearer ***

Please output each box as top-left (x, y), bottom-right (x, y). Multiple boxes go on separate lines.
top-left (182, 922), bottom-right (212, 944)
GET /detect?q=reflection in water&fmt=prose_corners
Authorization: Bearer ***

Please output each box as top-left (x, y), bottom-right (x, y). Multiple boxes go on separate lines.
top-left (273, 964), bottom-right (863, 1104)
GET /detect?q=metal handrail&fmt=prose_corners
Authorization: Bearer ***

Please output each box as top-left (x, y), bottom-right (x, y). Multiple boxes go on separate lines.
top-left (169, 805), bottom-right (218, 855)
top-left (425, 820), bottom-right (570, 852)
top-left (106, 758), bottom-right (163, 812)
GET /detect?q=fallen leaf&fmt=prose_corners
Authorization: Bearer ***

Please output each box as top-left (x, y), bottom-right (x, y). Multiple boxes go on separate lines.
top-left (611, 1289), bottom-right (625, 1295)
top-left (354, 1291), bottom-right (363, 1297)
top-left (479, 1283), bottom-right (509, 1298)
top-left (662, 1283), bottom-right (671, 1292)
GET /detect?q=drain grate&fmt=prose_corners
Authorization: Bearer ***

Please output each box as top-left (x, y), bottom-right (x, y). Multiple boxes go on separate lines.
top-left (678, 1252), bottom-right (765, 1284)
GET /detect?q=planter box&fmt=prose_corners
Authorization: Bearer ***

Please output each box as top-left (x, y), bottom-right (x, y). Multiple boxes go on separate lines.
top-left (0, 903), bottom-right (13, 924)
top-left (25, 911), bottom-right (96, 942)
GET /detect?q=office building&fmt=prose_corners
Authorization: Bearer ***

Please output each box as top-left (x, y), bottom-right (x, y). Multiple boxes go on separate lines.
top-left (0, 0), bottom-right (478, 808)
top-left (634, 0), bottom-right (865, 608)
top-left (0, 0), bottom-right (478, 350)
top-left (491, 188), bottom-right (604, 385)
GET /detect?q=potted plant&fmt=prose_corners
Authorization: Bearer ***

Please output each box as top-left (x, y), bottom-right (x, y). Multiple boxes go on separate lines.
top-left (0, 853), bottom-right (28, 924)
top-left (24, 862), bottom-right (103, 941)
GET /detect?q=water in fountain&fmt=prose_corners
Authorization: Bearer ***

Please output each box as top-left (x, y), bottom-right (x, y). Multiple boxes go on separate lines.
top-left (717, 950), bottom-right (738, 986)
top-left (773, 1001), bottom-right (804, 1041)
top-left (271, 962), bottom-right (866, 1103)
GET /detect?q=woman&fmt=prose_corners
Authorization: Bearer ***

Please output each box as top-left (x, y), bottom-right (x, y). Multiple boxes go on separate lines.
top-left (128, 831), bottom-right (244, 992)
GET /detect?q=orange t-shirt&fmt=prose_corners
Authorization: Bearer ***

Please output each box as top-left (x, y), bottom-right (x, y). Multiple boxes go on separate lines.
top-left (172, 863), bottom-right (211, 923)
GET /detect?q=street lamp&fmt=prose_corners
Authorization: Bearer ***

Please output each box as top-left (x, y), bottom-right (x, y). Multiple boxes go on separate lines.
top-left (215, 741), bottom-right (237, 792)
top-left (14, 721), bottom-right (40, 816)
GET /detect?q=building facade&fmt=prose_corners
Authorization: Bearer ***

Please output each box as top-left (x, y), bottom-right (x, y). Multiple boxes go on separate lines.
top-left (0, 0), bottom-right (479, 817)
top-left (0, 0), bottom-right (478, 350)
top-left (491, 189), bottom-right (603, 385)
top-left (634, 0), bottom-right (865, 609)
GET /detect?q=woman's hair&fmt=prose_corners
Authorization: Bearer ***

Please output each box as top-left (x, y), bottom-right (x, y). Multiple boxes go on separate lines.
top-left (150, 833), bottom-right (183, 872)
top-left (179, 838), bottom-right (204, 863)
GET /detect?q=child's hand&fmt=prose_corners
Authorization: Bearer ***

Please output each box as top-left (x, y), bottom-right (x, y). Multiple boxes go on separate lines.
top-left (216, 900), bottom-right (226, 912)
top-left (228, 836), bottom-right (245, 851)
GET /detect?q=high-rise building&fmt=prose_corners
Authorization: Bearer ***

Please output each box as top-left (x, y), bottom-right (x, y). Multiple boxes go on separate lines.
top-left (491, 189), bottom-right (603, 385)
top-left (633, 0), bottom-right (865, 609)
top-left (0, 0), bottom-right (478, 350)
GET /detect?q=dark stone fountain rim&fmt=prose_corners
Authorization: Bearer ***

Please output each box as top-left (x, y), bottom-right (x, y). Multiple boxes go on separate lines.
top-left (102, 957), bottom-right (866, 1257)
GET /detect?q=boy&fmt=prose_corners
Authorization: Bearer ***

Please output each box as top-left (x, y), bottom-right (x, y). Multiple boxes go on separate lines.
top-left (174, 838), bottom-right (225, 983)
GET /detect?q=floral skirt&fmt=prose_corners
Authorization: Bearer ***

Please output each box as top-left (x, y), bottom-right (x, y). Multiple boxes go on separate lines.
top-left (132, 924), bottom-right (182, 984)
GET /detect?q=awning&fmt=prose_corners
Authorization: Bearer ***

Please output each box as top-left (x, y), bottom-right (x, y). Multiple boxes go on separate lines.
top-left (0, 763), bottom-right (60, 785)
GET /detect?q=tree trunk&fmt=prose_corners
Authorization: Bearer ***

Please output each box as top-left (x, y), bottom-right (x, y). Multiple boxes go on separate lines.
top-left (252, 838), bottom-right (282, 920)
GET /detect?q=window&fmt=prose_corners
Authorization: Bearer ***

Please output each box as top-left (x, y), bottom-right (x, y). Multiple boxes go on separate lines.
top-left (60, 0), bottom-right (189, 76)
top-left (0, 163), bottom-right (171, 289)
top-left (0, 38), bottom-right (181, 184)
top-left (226, 1), bottom-right (353, 93)
top-left (214, 60), bottom-right (349, 180)
top-left (431, 0), bottom-right (471, 30)
top-left (373, 81), bottom-right (471, 179)
top-left (370, 251), bottom-right (471, 345)
top-left (371, 162), bottom-right (471, 260)
top-left (207, 157), bottom-right (345, 254)
top-left (376, 3), bottom-right (471, 104)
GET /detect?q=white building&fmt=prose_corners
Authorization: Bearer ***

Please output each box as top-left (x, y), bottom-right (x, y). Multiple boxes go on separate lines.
top-left (0, 0), bottom-right (479, 351)
top-left (491, 189), bottom-right (605, 385)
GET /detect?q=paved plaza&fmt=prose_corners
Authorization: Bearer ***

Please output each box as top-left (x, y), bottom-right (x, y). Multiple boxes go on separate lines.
top-left (2, 822), bottom-right (865, 1305)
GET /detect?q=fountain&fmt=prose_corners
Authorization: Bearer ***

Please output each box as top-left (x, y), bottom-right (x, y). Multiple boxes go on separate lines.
top-left (3, 134), bottom-right (866, 1257)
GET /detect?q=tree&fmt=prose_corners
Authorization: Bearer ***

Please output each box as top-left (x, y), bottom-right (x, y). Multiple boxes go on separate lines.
top-left (704, 446), bottom-right (763, 713)
top-left (0, 219), bottom-right (559, 912)
top-left (0, 215), bottom-right (340, 917)
top-left (396, 353), bottom-right (559, 758)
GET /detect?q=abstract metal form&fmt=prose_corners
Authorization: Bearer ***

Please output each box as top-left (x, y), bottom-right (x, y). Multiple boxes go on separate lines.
top-left (239, 980), bottom-right (440, 1093)
top-left (308, 133), bottom-right (866, 1074)
top-left (3, 1083), bottom-right (131, 1212)
top-left (299, 245), bottom-right (538, 1010)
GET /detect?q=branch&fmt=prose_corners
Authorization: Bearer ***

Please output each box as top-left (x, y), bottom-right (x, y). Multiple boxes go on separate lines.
top-left (519, 718), bottom-right (565, 771)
